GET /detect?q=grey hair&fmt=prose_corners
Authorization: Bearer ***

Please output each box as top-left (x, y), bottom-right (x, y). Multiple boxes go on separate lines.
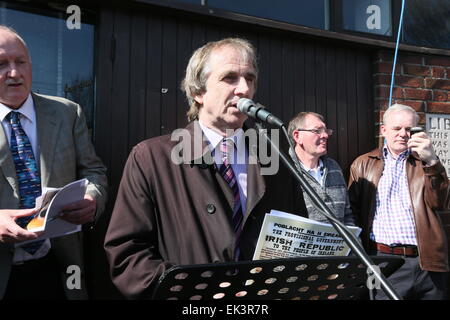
top-left (0, 25), bottom-right (30, 54)
top-left (181, 38), bottom-right (258, 122)
top-left (288, 111), bottom-right (325, 144)
top-left (383, 103), bottom-right (419, 125)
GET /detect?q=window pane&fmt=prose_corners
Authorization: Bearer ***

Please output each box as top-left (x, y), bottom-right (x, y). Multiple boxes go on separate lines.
top-left (172, 0), bottom-right (203, 4)
top-left (0, 4), bottom-right (95, 128)
top-left (403, 0), bottom-right (450, 50)
top-left (342, 0), bottom-right (392, 36)
top-left (208, 0), bottom-right (329, 30)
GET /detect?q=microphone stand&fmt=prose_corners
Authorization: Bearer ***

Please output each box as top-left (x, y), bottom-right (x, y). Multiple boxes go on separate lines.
top-left (254, 121), bottom-right (402, 300)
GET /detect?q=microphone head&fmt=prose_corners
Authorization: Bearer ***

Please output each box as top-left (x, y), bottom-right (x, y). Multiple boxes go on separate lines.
top-left (237, 98), bottom-right (255, 113)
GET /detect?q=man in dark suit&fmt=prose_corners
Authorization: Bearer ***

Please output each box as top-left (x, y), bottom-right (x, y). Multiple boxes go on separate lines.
top-left (104, 38), bottom-right (306, 299)
top-left (0, 26), bottom-right (107, 299)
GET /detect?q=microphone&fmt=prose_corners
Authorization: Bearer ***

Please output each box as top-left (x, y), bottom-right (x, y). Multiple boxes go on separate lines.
top-left (237, 98), bottom-right (284, 127)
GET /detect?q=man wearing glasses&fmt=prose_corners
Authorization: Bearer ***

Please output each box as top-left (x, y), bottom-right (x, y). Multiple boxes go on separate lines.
top-left (287, 112), bottom-right (355, 225)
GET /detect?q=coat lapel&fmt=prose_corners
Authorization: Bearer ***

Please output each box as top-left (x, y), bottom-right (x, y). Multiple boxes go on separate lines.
top-left (368, 149), bottom-right (384, 186)
top-left (0, 124), bottom-right (19, 194)
top-left (243, 153), bottom-right (265, 225)
top-left (32, 94), bottom-right (60, 187)
top-left (406, 154), bottom-right (421, 211)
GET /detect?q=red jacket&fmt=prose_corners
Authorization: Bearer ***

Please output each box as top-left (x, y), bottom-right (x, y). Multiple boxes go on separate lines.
top-left (348, 148), bottom-right (449, 272)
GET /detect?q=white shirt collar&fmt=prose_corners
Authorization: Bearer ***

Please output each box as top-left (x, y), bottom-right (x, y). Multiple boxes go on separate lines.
top-left (0, 94), bottom-right (35, 123)
top-left (383, 143), bottom-right (410, 161)
top-left (198, 120), bottom-right (245, 152)
top-left (300, 158), bottom-right (324, 172)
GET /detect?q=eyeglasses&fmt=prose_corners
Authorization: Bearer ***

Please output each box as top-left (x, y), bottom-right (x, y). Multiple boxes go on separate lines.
top-left (297, 128), bottom-right (333, 136)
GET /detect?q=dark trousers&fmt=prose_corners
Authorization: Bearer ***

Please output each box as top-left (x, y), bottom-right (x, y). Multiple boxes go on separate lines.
top-left (374, 252), bottom-right (448, 300)
top-left (3, 251), bottom-right (66, 300)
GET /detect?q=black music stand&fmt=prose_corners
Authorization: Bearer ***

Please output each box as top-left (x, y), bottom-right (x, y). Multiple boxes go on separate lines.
top-left (152, 256), bottom-right (404, 300)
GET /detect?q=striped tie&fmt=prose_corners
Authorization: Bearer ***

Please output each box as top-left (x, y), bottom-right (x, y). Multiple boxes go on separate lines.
top-left (218, 138), bottom-right (243, 259)
top-left (8, 111), bottom-right (44, 254)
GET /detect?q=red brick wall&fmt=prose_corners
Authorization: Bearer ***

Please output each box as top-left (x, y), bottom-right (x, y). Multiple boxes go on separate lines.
top-left (373, 50), bottom-right (450, 145)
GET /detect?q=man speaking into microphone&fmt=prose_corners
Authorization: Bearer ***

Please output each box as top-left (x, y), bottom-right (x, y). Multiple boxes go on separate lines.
top-left (104, 38), bottom-right (306, 299)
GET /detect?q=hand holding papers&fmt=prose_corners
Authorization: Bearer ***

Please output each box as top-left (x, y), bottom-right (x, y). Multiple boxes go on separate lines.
top-left (253, 210), bottom-right (361, 260)
top-left (24, 179), bottom-right (88, 240)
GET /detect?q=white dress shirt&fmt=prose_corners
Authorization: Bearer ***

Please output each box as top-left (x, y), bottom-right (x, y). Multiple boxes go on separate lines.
top-left (0, 94), bottom-right (51, 264)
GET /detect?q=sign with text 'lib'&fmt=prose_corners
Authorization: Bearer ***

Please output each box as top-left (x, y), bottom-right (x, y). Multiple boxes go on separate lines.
top-left (426, 113), bottom-right (450, 178)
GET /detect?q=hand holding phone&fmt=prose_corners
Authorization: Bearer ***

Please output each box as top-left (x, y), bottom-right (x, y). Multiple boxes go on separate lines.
top-left (408, 127), bottom-right (438, 165)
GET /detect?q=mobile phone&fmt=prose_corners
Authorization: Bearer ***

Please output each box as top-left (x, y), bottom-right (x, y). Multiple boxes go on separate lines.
top-left (410, 127), bottom-right (423, 135)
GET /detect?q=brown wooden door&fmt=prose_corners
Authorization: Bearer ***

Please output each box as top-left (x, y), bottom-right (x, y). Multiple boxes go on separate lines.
top-left (91, 4), bottom-right (375, 298)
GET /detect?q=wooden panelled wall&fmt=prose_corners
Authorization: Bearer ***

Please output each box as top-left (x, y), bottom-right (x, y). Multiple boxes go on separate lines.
top-left (88, 5), bottom-right (375, 298)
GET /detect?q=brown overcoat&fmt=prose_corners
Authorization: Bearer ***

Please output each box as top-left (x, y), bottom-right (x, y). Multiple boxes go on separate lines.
top-left (104, 121), bottom-right (307, 299)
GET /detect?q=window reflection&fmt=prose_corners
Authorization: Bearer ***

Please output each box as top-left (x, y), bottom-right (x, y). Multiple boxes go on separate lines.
top-left (0, 3), bottom-right (95, 128)
top-left (342, 0), bottom-right (392, 36)
top-left (208, 0), bottom-right (329, 30)
top-left (403, 0), bottom-right (450, 50)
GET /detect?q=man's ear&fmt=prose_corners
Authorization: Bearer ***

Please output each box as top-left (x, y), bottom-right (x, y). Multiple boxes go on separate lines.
top-left (293, 130), bottom-right (301, 145)
top-left (380, 124), bottom-right (386, 137)
top-left (194, 94), bottom-right (203, 105)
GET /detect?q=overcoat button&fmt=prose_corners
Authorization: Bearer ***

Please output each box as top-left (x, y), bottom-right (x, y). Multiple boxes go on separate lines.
top-left (199, 163), bottom-right (209, 169)
top-left (206, 204), bottom-right (216, 214)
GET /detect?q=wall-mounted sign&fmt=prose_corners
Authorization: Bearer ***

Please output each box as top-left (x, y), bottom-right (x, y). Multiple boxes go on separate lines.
top-left (342, 0), bottom-right (392, 36)
top-left (426, 113), bottom-right (450, 177)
